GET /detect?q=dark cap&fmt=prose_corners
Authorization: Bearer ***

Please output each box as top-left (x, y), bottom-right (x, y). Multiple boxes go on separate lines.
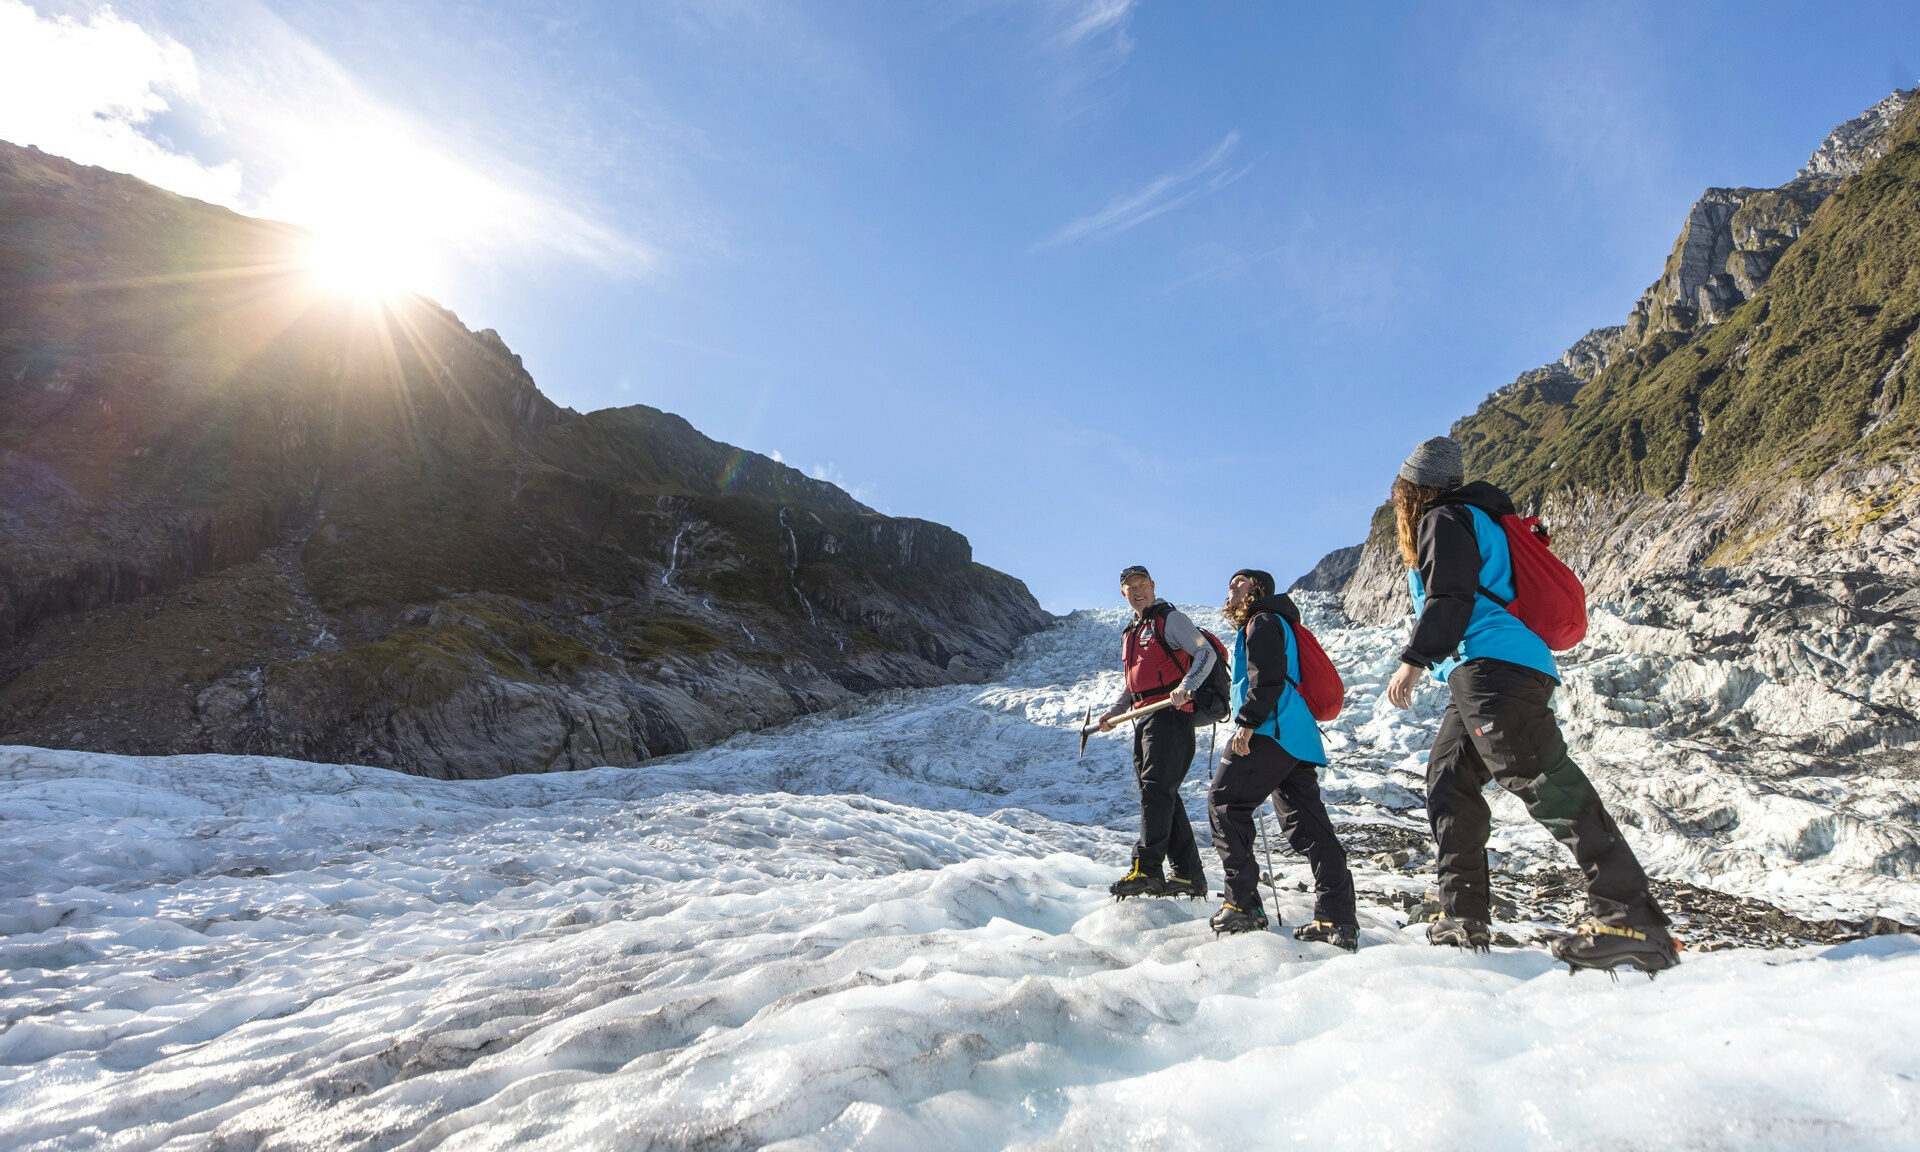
top-left (1230, 568), bottom-right (1275, 598)
top-left (1119, 564), bottom-right (1152, 583)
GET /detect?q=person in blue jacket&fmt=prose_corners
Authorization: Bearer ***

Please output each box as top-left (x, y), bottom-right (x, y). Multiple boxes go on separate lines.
top-left (1207, 568), bottom-right (1358, 949)
top-left (1383, 436), bottom-right (1676, 974)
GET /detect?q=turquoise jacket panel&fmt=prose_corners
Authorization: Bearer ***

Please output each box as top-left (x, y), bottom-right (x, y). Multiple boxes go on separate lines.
top-left (1230, 615), bottom-right (1327, 766)
top-left (1407, 504), bottom-right (1558, 684)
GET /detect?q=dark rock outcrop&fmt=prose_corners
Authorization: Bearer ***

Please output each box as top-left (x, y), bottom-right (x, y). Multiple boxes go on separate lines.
top-left (0, 142), bottom-right (1054, 776)
top-left (1289, 545), bottom-right (1361, 594)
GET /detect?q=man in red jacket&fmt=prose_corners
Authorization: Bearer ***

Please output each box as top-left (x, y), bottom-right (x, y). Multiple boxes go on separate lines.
top-left (1099, 565), bottom-right (1214, 900)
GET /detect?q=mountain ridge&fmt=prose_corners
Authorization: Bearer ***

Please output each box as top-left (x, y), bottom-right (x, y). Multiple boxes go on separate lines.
top-left (0, 140), bottom-right (1053, 777)
top-left (1333, 84), bottom-right (1920, 624)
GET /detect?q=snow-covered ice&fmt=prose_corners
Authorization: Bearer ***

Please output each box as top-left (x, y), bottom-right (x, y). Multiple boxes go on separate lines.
top-left (3, 601), bottom-right (1919, 1150)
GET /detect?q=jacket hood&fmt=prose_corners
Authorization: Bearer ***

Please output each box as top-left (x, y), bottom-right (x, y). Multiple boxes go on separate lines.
top-left (1431, 480), bottom-right (1516, 518)
top-left (1249, 592), bottom-right (1300, 625)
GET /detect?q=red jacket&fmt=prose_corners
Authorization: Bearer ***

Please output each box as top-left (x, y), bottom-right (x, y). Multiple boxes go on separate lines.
top-left (1124, 605), bottom-right (1195, 710)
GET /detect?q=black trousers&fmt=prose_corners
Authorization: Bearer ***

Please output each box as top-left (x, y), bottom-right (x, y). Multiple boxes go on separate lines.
top-left (1131, 708), bottom-right (1206, 882)
top-left (1428, 658), bottom-right (1668, 930)
top-left (1208, 733), bottom-right (1355, 923)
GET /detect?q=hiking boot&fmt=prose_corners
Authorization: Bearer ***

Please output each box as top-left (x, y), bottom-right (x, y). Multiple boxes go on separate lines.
top-left (1210, 902), bottom-right (1270, 935)
top-left (1293, 920), bottom-right (1359, 952)
top-left (1109, 866), bottom-right (1164, 900)
top-left (1161, 874), bottom-right (1208, 900)
top-left (1550, 920), bottom-right (1680, 976)
top-left (1426, 915), bottom-right (1492, 952)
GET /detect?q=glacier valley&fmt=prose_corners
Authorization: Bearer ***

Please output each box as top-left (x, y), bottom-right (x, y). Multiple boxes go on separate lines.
top-left (2, 597), bottom-right (1918, 1151)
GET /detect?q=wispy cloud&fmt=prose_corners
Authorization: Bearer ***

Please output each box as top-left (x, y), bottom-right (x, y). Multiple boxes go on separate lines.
top-left (1036, 0), bottom-right (1138, 121)
top-left (1040, 131), bottom-right (1250, 249)
top-left (0, 1), bottom-right (241, 204)
top-left (1464, 4), bottom-right (1675, 217)
top-left (950, 0), bottom-right (1139, 120)
top-left (652, 0), bottom-right (899, 151)
top-left (1159, 222), bottom-right (1425, 337)
top-left (1047, 0), bottom-right (1136, 67)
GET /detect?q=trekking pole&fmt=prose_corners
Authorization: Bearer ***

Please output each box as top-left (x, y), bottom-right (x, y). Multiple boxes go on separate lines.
top-left (1258, 803), bottom-right (1282, 915)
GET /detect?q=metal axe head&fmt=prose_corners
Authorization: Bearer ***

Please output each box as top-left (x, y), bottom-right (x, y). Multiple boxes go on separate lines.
top-left (1078, 706), bottom-right (1093, 759)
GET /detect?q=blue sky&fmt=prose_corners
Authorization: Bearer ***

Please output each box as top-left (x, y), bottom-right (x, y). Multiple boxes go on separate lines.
top-left (4, 2), bottom-right (1917, 611)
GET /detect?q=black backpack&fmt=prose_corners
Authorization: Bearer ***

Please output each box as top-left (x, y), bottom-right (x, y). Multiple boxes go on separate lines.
top-left (1142, 607), bottom-right (1233, 724)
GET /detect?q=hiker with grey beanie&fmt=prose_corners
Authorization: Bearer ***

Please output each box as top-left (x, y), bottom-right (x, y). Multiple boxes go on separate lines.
top-left (1384, 436), bottom-right (1676, 974)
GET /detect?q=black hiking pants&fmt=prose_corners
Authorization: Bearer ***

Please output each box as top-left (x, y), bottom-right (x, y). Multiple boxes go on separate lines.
top-left (1427, 658), bottom-right (1668, 930)
top-left (1131, 708), bottom-right (1206, 882)
top-left (1208, 734), bottom-right (1356, 924)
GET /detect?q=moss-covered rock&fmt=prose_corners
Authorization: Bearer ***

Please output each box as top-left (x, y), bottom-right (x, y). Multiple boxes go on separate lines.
top-left (1337, 86), bottom-right (1920, 623)
top-left (1449, 96), bottom-right (1920, 506)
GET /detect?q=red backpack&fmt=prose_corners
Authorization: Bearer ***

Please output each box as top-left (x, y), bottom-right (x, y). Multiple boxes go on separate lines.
top-left (1481, 515), bottom-right (1588, 651)
top-left (1258, 614), bottom-right (1344, 722)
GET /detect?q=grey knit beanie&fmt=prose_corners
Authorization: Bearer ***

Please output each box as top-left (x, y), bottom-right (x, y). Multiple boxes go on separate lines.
top-left (1399, 436), bottom-right (1464, 488)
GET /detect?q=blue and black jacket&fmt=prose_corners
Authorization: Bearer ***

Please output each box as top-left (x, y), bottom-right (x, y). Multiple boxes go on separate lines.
top-left (1230, 592), bottom-right (1328, 765)
top-left (1402, 481), bottom-right (1559, 684)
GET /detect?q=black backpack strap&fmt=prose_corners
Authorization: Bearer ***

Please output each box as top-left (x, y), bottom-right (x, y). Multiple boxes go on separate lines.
top-left (1126, 601), bottom-right (1172, 636)
top-left (1445, 503), bottom-right (1514, 609)
top-left (1146, 604), bottom-right (1186, 669)
top-left (1274, 612), bottom-right (1301, 694)
top-left (1248, 611), bottom-right (1301, 695)
top-left (1421, 500), bottom-right (1508, 610)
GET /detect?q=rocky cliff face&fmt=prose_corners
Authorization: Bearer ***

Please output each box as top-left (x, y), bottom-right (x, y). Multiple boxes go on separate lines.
top-left (1622, 183), bottom-right (1831, 343)
top-left (1621, 88), bottom-right (1911, 353)
top-left (1325, 87), bottom-right (1920, 793)
top-left (1803, 87), bottom-right (1914, 180)
top-left (0, 142), bottom-right (1053, 777)
top-left (1288, 544), bottom-right (1361, 593)
top-left (1338, 84), bottom-right (1920, 625)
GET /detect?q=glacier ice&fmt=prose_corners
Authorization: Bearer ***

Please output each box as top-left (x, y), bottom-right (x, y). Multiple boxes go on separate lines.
top-left (1, 598), bottom-right (1918, 1150)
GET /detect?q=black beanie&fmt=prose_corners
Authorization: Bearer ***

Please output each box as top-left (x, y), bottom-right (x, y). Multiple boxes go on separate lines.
top-left (1231, 568), bottom-right (1275, 598)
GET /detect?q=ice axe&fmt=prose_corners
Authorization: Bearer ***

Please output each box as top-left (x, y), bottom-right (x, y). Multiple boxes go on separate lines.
top-left (1077, 697), bottom-right (1178, 758)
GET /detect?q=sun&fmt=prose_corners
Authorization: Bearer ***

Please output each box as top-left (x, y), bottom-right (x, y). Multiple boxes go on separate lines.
top-left (305, 228), bottom-right (428, 301)
top-left (272, 125), bottom-right (512, 304)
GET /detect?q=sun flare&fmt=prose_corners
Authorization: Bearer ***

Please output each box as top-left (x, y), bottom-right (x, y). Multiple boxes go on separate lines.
top-left (277, 133), bottom-right (464, 302)
top-left (304, 229), bottom-right (428, 301)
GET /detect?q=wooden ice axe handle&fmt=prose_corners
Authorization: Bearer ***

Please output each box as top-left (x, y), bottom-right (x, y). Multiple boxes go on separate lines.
top-left (1107, 697), bottom-right (1180, 726)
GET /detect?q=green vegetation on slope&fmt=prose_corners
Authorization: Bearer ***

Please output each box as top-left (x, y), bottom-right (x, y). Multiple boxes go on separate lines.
top-left (1453, 100), bottom-right (1920, 504)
